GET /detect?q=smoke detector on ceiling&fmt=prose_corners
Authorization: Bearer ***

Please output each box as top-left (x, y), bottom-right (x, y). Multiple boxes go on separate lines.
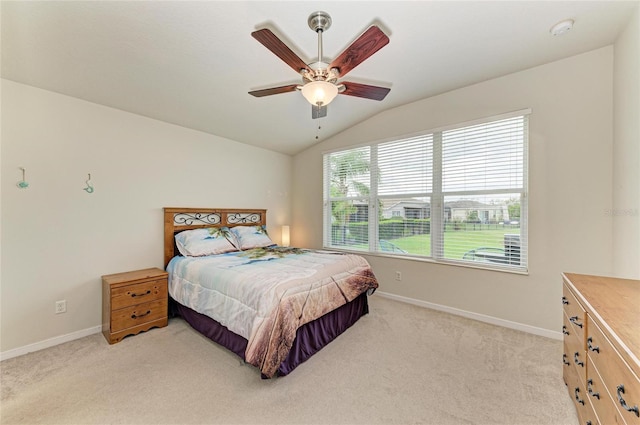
top-left (550, 19), bottom-right (574, 36)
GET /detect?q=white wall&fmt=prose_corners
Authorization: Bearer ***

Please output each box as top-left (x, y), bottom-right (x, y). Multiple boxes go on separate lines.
top-left (613, 5), bottom-right (640, 279)
top-left (1, 80), bottom-right (292, 354)
top-left (292, 46), bottom-right (616, 334)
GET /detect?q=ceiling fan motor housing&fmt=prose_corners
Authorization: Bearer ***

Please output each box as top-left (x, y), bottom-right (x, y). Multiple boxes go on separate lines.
top-left (301, 66), bottom-right (339, 84)
top-left (308, 11), bottom-right (332, 33)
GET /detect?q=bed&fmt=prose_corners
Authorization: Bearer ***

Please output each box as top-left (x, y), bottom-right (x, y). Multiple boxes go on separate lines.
top-left (163, 207), bottom-right (379, 378)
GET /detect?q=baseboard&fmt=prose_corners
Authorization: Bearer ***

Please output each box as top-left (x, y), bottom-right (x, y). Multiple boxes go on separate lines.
top-left (374, 291), bottom-right (563, 340)
top-left (0, 325), bottom-right (102, 362)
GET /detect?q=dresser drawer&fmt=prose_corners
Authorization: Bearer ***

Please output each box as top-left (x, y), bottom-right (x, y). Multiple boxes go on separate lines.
top-left (563, 283), bottom-right (586, 344)
top-left (588, 357), bottom-right (627, 425)
top-left (565, 355), bottom-right (599, 425)
top-left (563, 311), bottom-right (576, 342)
top-left (111, 298), bottom-right (168, 332)
top-left (588, 316), bottom-right (640, 425)
top-left (111, 279), bottom-right (167, 310)
top-left (565, 315), bottom-right (588, 382)
top-left (564, 339), bottom-right (579, 386)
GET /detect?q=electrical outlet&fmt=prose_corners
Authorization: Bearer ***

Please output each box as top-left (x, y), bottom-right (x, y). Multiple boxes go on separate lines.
top-left (395, 271), bottom-right (402, 281)
top-left (55, 300), bottom-right (67, 314)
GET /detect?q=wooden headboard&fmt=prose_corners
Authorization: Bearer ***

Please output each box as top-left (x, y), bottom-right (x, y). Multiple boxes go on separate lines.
top-left (163, 207), bottom-right (267, 268)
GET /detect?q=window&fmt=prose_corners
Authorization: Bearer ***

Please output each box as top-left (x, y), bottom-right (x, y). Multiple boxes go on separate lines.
top-left (323, 110), bottom-right (529, 272)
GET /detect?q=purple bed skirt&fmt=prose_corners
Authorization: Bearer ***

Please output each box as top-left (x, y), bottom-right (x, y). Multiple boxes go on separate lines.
top-left (170, 292), bottom-right (370, 378)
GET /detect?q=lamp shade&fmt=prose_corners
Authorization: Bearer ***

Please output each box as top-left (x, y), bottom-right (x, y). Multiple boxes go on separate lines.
top-left (281, 225), bottom-right (290, 247)
top-left (301, 81), bottom-right (339, 106)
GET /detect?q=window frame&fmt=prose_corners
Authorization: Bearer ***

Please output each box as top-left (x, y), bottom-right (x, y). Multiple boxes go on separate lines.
top-left (322, 109), bottom-right (530, 274)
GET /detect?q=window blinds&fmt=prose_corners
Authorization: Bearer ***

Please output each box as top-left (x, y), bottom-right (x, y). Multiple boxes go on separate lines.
top-left (437, 115), bottom-right (527, 268)
top-left (442, 117), bottom-right (525, 193)
top-left (323, 147), bottom-right (371, 250)
top-left (377, 135), bottom-right (433, 196)
top-left (323, 111), bottom-right (528, 272)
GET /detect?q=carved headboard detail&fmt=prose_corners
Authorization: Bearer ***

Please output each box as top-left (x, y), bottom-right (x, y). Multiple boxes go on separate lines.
top-left (163, 207), bottom-right (267, 268)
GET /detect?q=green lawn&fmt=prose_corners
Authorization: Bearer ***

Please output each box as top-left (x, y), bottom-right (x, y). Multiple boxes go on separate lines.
top-left (379, 228), bottom-right (519, 259)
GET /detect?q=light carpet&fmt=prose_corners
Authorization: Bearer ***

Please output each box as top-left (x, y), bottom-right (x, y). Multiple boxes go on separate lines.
top-left (0, 295), bottom-right (578, 425)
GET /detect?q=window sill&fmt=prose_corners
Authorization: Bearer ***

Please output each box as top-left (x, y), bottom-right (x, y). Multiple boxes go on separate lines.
top-left (322, 246), bottom-right (529, 276)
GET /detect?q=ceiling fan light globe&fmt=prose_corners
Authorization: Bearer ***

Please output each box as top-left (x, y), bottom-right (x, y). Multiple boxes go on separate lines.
top-left (301, 81), bottom-right (338, 106)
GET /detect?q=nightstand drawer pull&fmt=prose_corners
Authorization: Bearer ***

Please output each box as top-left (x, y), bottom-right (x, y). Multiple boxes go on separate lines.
top-left (616, 384), bottom-right (640, 417)
top-left (562, 325), bottom-right (570, 336)
top-left (569, 316), bottom-right (583, 328)
top-left (587, 337), bottom-right (599, 353)
top-left (130, 290), bottom-right (152, 298)
top-left (574, 352), bottom-right (584, 367)
top-left (562, 296), bottom-right (569, 305)
top-left (562, 354), bottom-right (570, 366)
top-left (131, 310), bottom-right (151, 319)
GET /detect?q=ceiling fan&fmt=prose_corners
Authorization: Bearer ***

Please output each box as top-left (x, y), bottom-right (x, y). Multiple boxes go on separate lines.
top-left (249, 11), bottom-right (390, 119)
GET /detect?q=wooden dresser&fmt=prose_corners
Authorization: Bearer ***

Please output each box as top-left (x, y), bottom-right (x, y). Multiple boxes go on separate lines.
top-left (102, 268), bottom-right (169, 344)
top-left (562, 273), bottom-right (640, 425)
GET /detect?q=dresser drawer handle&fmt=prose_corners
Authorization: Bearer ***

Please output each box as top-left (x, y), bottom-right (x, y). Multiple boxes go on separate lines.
top-left (587, 337), bottom-right (599, 353)
top-left (574, 387), bottom-right (585, 405)
top-left (130, 290), bottom-right (152, 298)
top-left (562, 354), bottom-right (570, 366)
top-left (616, 385), bottom-right (640, 417)
top-left (569, 316), bottom-right (583, 328)
top-left (131, 310), bottom-right (151, 320)
top-left (562, 325), bottom-right (570, 336)
top-left (562, 296), bottom-right (569, 305)
top-left (574, 352), bottom-right (584, 367)
top-left (587, 379), bottom-right (600, 399)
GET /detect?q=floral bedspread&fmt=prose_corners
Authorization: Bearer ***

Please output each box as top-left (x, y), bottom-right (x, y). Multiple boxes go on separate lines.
top-left (167, 246), bottom-right (378, 377)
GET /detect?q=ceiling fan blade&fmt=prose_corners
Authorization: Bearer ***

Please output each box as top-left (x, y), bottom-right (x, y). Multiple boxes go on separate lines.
top-left (329, 26), bottom-right (389, 77)
top-left (312, 104), bottom-right (327, 119)
top-left (252, 29), bottom-right (311, 74)
top-left (249, 84), bottom-right (299, 97)
top-left (340, 82), bottom-right (390, 101)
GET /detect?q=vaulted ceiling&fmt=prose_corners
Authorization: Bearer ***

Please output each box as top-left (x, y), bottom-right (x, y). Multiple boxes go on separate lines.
top-left (2, 1), bottom-right (637, 155)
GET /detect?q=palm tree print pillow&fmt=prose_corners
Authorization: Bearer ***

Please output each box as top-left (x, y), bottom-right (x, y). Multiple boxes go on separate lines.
top-left (230, 225), bottom-right (275, 250)
top-left (175, 227), bottom-right (238, 256)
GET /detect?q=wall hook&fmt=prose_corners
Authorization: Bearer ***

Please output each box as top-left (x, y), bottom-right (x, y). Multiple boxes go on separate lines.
top-left (17, 167), bottom-right (29, 189)
top-left (83, 173), bottom-right (94, 193)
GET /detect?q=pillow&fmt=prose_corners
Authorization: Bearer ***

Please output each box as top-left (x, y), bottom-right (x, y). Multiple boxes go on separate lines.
top-left (175, 227), bottom-right (238, 257)
top-left (230, 225), bottom-right (275, 250)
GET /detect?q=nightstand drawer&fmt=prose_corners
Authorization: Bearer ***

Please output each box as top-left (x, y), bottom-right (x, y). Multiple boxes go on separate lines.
top-left (111, 298), bottom-right (168, 332)
top-left (111, 279), bottom-right (167, 310)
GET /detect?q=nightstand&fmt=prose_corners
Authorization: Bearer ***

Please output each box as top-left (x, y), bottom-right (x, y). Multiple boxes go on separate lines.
top-left (102, 267), bottom-right (168, 344)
